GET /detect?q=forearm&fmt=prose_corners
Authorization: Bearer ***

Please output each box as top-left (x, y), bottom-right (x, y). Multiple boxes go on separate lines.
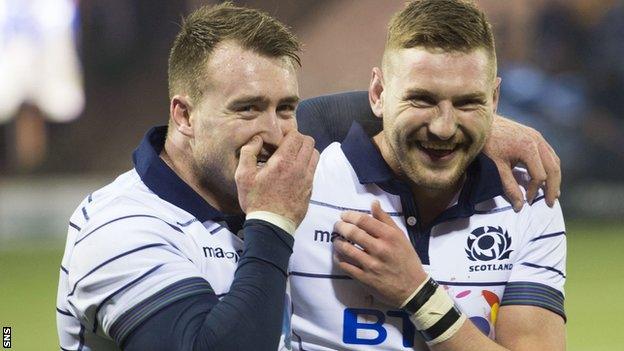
top-left (123, 220), bottom-right (293, 351)
top-left (429, 321), bottom-right (507, 351)
top-left (194, 219), bottom-right (293, 350)
top-left (402, 278), bottom-right (563, 351)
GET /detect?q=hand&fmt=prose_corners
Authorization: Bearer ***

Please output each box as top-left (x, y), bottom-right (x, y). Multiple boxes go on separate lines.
top-left (333, 200), bottom-right (428, 308)
top-left (485, 115), bottom-right (561, 211)
top-left (235, 130), bottom-right (319, 226)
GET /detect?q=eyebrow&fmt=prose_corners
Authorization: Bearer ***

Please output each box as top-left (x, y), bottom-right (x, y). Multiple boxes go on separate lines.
top-left (227, 96), bottom-right (269, 109)
top-left (403, 88), bottom-right (487, 103)
top-left (278, 96), bottom-right (300, 105)
top-left (453, 92), bottom-right (487, 103)
top-left (403, 88), bottom-right (440, 101)
top-left (226, 95), bottom-right (300, 109)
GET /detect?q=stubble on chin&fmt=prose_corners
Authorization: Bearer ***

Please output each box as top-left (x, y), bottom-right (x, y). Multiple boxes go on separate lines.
top-left (397, 149), bottom-right (469, 190)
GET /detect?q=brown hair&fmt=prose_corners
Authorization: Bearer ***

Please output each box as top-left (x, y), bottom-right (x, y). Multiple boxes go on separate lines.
top-left (168, 2), bottom-right (301, 101)
top-left (385, 0), bottom-right (495, 62)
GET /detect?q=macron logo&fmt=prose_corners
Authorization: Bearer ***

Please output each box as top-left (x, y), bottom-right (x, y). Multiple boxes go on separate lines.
top-left (313, 230), bottom-right (340, 243)
top-left (203, 247), bottom-right (242, 262)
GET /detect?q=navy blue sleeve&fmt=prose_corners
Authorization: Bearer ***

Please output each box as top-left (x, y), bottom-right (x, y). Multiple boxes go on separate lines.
top-left (117, 219), bottom-right (294, 351)
top-left (296, 91), bottom-right (382, 151)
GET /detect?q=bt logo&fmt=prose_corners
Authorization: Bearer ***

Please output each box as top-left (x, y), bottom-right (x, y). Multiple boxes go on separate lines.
top-left (343, 308), bottom-right (416, 347)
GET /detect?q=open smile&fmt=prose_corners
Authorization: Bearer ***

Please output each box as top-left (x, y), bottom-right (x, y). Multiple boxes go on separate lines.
top-left (415, 141), bottom-right (461, 161)
top-left (256, 149), bottom-right (273, 167)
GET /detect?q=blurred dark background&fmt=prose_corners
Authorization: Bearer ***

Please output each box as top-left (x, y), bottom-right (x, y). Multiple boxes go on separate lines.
top-left (0, 2), bottom-right (622, 350)
top-left (1, 0), bottom-right (623, 221)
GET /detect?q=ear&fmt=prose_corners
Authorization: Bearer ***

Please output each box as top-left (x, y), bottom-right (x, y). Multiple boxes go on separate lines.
top-left (369, 67), bottom-right (385, 118)
top-left (492, 77), bottom-right (502, 114)
top-left (170, 95), bottom-right (194, 137)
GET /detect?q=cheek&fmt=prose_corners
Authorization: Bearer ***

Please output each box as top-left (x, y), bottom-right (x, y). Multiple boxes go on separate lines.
top-left (461, 112), bottom-right (492, 143)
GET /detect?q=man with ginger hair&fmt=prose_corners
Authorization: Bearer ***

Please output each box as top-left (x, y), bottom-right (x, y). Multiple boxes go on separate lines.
top-left (290, 1), bottom-right (566, 350)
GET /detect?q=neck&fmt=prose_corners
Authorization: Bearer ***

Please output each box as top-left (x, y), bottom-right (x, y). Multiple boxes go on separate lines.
top-left (410, 179), bottom-right (463, 228)
top-left (373, 132), bottom-right (463, 227)
top-left (161, 137), bottom-right (241, 215)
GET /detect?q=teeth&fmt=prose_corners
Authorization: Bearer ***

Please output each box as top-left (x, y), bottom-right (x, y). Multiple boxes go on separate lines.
top-left (420, 141), bottom-right (456, 151)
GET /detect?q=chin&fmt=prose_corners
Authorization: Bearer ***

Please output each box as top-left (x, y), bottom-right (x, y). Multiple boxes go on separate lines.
top-left (420, 175), bottom-right (459, 190)
top-left (407, 165), bottom-right (465, 190)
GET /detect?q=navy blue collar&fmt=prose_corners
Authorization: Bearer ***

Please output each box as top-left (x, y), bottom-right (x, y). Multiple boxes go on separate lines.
top-left (133, 126), bottom-right (242, 227)
top-left (340, 122), bottom-right (505, 214)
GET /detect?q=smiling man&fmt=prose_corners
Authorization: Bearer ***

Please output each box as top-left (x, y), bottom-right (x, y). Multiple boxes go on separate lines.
top-left (289, 1), bottom-right (566, 350)
top-left (56, 3), bottom-right (318, 350)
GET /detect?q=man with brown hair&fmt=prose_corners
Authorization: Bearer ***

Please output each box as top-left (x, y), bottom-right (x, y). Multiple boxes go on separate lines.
top-left (57, 3), bottom-right (317, 350)
top-left (290, 0), bottom-right (565, 350)
top-left (57, 1), bottom-right (562, 350)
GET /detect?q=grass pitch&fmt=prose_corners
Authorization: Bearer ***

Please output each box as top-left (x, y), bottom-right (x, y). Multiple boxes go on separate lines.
top-left (0, 221), bottom-right (622, 350)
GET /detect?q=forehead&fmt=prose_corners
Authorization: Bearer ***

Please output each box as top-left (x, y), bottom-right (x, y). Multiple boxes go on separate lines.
top-left (386, 47), bottom-right (494, 94)
top-left (203, 41), bottom-right (298, 99)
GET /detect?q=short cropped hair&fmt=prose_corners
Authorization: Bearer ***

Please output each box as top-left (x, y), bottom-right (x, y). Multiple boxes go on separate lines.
top-left (168, 2), bottom-right (301, 101)
top-left (385, 0), bottom-right (495, 64)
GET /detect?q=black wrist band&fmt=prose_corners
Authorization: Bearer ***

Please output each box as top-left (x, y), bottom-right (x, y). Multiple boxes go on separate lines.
top-left (420, 305), bottom-right (462, 342)
top-left (402, 277), bottom-right (439, 315)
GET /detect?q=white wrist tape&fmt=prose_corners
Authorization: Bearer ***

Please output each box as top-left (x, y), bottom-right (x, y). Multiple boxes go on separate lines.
top-left (409, 285), bottom-right (456, 330)
top-left (427, 313), bottom-right (466, 345)
top-left (246, 211), bottom-right (297, 236)
top-left (401, 276), bottom-right (466, 345)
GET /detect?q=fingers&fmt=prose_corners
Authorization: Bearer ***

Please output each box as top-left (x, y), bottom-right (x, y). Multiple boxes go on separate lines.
top-left (521, 143), bottom-right (547, 206)
top-left (269, 129), bottom-right (304, 165)
top-left (370, 200), bottom-right (399, 229)
top-left (333, 236), bottom-right (369, 270)
top-left (340, 210), bottom-right (394, 239)
top-left (496, 160), bottom-right (524, 212)
top-left (333, 245), bottom-right (365, 280)
top-left (307, 149), bottom-right (320, 176)
top-left (302, 149), bottom-right (319, 192)
top-left (537, 140), bottom-right (561, 207)
top-left (237, 135), bottom-right (263, 173)
top-left (334, 220), bottom-right (377, 253)
top-left (296, 135), bottom-right (316, 166)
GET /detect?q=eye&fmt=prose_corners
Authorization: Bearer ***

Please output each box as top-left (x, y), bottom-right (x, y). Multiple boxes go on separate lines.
top-left (411, 100), bottom-right (434, 108)
top-left (408, 95), bottom-right (436, 108)
top-left (236, 105), bottom-right (258, 113)
top-left (277, 104), bottom-right (296, 117)
top-left (455, 99), bottom-right (486, 111)
top-left (278, 103), bottom-right (296, 111)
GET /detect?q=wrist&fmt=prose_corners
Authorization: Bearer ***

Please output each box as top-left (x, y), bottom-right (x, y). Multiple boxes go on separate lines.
top-left (246, 211), bottom-right (297, 236)
top-left (401, 276), bottom-right (466, 345)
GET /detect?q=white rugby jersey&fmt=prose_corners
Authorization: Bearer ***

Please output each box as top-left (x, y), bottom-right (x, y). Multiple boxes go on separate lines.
top-left (56, 126), bottom-right (291, 350)
top-left (289, 123), bottom-right (566, 350)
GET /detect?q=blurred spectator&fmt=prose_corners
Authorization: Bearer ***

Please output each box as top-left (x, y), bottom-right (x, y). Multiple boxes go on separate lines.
top-left (0, 0), bottom-right (83, 170)
top-left (494, 0), bottom-right (624, 182)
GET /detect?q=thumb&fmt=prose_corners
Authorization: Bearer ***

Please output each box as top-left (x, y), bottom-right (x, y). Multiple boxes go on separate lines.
top-left (238, 136), bottom-right (263, 171)
top-left (371, 200), bottom-right (398, 229)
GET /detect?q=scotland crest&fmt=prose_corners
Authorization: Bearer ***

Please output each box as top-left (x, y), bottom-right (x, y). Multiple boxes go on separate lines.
top-left (465, 226), bottom-right (513, 262)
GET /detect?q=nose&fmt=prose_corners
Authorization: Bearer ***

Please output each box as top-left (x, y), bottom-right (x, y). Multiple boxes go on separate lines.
top-left (428, 102), bottom-right (457, 140)
top-left (257, 111), bottom-right (289, 147)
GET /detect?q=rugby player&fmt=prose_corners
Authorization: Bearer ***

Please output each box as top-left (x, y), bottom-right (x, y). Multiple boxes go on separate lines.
top-left (290, 0), bottom-right (565, 350)
top-left (56, 2), bottom-right (562, 350)
top-left (57, 3), bottom-right (317, 350)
